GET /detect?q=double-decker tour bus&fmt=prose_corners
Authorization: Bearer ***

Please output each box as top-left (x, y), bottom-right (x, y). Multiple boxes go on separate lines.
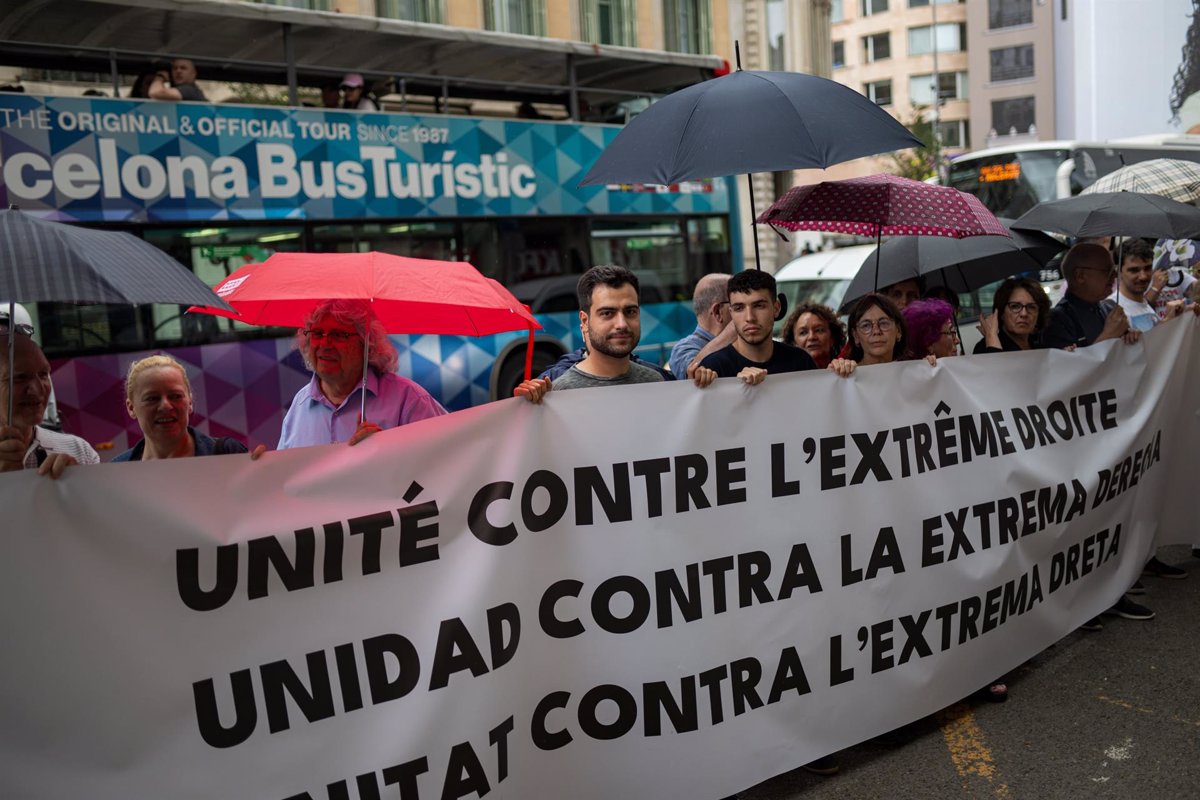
top-left (946, 135), bottom-right (1200, 218)
top-left (0, 0), bottom-right (740, 457)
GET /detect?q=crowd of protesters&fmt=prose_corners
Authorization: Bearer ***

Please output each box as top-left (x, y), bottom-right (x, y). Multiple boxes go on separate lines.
top-left (2, 229), bottom-right (1198, 789)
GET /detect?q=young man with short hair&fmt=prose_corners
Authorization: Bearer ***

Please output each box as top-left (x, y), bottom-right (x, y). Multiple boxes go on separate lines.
top-left (698, 270), bottom-right (816, 384)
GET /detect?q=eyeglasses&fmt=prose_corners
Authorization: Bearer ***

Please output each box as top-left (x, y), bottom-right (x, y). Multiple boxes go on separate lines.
top-left (304, 328), bottom-right (358, 343)
top-left (940, 328), bottom-right (960, 339)
top-left (1078, 266), bottom-right (1117, 280)
top-left (854, 318), bottom-right (895, 335)
top-left (0, 321), bottom-right (34, 336)
top-left (1004, 302), bottom-right (1039, 315)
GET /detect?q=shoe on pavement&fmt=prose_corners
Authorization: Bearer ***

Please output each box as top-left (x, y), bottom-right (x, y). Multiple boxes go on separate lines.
top-left (803, 755), bottom-right (840, 776)
top-left (1126, 579), bottom-right (1146, 595)
top-left (1104, 596), bottom-right (1155, 620)
top-left (1143, 556), bottom-right (1187, 579)
top-left (1078, 617), bottom-right (1104, 632)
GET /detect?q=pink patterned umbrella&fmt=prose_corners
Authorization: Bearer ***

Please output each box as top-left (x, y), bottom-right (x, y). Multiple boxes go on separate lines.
top-left (756, 174), bottom-right (1009, 238)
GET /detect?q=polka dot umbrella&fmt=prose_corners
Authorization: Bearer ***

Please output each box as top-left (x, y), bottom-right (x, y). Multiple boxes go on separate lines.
top-left (756, 173), bottom-right (1010, 292)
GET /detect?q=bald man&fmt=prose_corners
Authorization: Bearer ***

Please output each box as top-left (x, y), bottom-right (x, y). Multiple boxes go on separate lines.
top-left (0, 331), bottom-right (98, 478)
top-left (1043, 243), bottom-right (1139, 350)
top-left (668, 273), bottom-right (732, 377)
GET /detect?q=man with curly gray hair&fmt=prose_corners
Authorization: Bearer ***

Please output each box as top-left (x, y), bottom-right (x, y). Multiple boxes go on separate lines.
top-left (278, 300), bottom-right (446, 449)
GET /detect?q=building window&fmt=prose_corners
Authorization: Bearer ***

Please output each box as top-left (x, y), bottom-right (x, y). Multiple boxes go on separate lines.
top-left (484, 0), bottom-right (546, 35)
top-left (865, 79), bottom-right (893, 106)
top-left (937, 119), bottom-right (970, 148)
top-left (863, 32), bottom-right (891, 62)
top-left (992, 96), bottom-right (1035, 134)
top-left (990, 45), bottom-right (1034, 82)
top-left (908, 0), bottom-right (963, 6)
top-left (581, 0), bottom-right (635, 46)
top-left (663, 0), bottom-right (712, 54)
top-left (909, 71), bottom-right (969, 104)
top-left (861, 0), bottom-right (888, 15)
top-left (831, 0), bottom-right (844, 21)
top-left (766, 0), bottom-right (786, 70)
top-left (376, 0), bottom-right (442, 22)
top-left (908, 23), bottom-right (966, 55)
top-left (832, 40), bottom-right (846, 69)
top-left (988, 0), bottom-right (1033, 29)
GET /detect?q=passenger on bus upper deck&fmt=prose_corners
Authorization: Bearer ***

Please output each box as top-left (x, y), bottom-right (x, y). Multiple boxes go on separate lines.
top-left (340, 73), bottom-right (379, 112)
top-left (149, 59), bottom-right (207, 102)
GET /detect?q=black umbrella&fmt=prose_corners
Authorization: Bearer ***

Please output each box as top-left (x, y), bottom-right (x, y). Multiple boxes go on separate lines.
top-left (1010, 191), bottom-right (1200, 239)
top-left (836, 222), bottom-right (1065, 313)
top-left (578, 47), bottom-right (923, 269)
top-left (1, 209), bottom-right (233, 425)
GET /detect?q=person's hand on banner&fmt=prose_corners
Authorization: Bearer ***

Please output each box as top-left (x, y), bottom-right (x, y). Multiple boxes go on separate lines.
top-left (36, 451), bottom-right (79, 479)
top-left (689, 365), bottom-right (717, 388)
top-left (736, 366), bottom-right (767, 386)
top-left (249, 443), bottom-right (268, 460)
top-left (514, 377), bottom-right (552, 404)
top-left (827, 358), bottom-right (855, 378)
top-left (1097, 305), bottom-right (1130, 343)
top-left (348, 420), bottom-right (383, 446)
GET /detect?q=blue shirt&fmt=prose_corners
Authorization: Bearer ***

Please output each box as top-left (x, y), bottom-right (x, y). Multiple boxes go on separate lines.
top-left (278, 370), bottom-right (447, 450)
top-left (668, 325), bottom-right (716, 377)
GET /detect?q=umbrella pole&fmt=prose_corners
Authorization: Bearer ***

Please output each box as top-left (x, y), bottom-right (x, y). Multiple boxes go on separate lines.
top-left (360, 333), bottom-right (370, 425)
top-left (524, 327), bottom-right (534, 381)
top-left (6, 301), bottom-right (13, 427)
top-left (873, 230), bottom-right (882, 291)
top-left (746, 172), bottom-right (763, 270)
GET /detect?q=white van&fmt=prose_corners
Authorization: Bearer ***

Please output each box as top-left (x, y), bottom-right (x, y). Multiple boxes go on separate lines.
top-left (771, 245), bottom-right (875, 335)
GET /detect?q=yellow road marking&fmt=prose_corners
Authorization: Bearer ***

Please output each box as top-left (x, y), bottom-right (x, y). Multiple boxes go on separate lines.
top-left (937, 702), bottom-right (1010, 798)
top-left (1097, 694), bottom-right (1200, 727)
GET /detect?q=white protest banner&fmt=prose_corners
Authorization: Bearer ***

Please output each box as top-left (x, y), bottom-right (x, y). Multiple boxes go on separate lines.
top-left (2, 317), bottom-right (1197, 800)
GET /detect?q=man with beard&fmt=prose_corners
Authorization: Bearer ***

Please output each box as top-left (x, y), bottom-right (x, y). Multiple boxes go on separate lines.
top-left (516, 265), bottom-right (685, 402)
top-left (698, 270), bottom-right (816, 384)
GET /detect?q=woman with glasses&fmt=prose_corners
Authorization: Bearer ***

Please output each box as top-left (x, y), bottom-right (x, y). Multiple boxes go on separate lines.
top-left (780, 302), bottom-right (846, 370)
top-left (830, 295), bottom-right (907, 370)
top-left (113, 355), bottom-right (248, 462)
top-left (973, 277), bottom-right (1051, 354)
top-left (901, 298), bottom-right (959, 362)
top-left (277, 300), bottom-right (446, 450)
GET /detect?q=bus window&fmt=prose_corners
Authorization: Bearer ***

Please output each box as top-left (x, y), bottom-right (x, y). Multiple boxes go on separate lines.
top-left (143, 227), bottom-right (302, 346)
top-left (311, 222), bottom-right (459, 261)
top-left (947, 149), bottom-right (1068, 218)
top-left (591, 220), bottom-right (688, 302)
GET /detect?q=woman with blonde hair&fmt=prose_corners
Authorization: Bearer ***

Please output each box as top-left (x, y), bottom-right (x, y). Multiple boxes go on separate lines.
top-left (113, 354), bottom-right (247, 461)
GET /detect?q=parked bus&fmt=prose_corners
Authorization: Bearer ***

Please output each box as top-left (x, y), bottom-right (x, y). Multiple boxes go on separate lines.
top-left (0, 90), bottom-right (737, 455)
top-left (946, 135), bottom-right (1200, 217)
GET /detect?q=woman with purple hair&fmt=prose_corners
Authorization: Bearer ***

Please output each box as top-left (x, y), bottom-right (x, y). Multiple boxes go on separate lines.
top-left (901, 298), bottom-right (959, 362)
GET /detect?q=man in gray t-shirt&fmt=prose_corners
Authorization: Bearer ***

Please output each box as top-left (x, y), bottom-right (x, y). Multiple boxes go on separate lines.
top-left (552, 359), bottom-right (663, 390)
top-left (518, 265), bottom-right (696, 403)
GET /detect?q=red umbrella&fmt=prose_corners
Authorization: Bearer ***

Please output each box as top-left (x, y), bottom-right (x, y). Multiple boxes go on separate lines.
top-left (755, 174), bottom-right (1009, 292)
top-left (191, 252), bottom-right (541, 418)
top-left (197, 251), bottom-right (539, 335)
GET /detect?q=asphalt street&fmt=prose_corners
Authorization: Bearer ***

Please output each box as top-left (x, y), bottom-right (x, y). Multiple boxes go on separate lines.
top-left (738, 544), bottom-right (1200, 800)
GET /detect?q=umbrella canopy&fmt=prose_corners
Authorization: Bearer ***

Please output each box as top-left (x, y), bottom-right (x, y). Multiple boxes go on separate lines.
top-left (756, 174), bottom-right (1010, 238)
top-left (836, 223), bottom-right (1066, 313)
top-left (0, 210), bottom-right (232, 310)
top-left (195, 252), bottom-right (540, 336)
top-left (1, 209), bottom-right (233, 427)
top-left (1010, 191), bottom-right (1200, 239)
top-left (578, 70), bottom-right (923, 186)
top-left (1080, 159), bottom-right (1200, 204)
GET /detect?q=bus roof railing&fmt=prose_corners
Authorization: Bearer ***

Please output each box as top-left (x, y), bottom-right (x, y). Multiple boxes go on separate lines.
top-left (0, 0), bottom-right (721, 117)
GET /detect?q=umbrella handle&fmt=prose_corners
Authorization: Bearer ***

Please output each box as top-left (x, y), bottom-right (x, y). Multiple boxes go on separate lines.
top-left (6, 301), bottom-right (13, 428)
top-left (524, 327), bottom-right (534, 381)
